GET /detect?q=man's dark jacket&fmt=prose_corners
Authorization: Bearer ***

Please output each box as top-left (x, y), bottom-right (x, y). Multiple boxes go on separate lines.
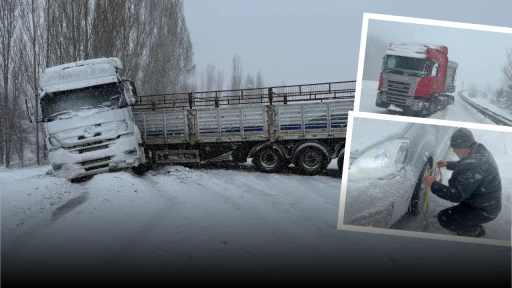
top-left (430, 142), bottom-right (502, 217)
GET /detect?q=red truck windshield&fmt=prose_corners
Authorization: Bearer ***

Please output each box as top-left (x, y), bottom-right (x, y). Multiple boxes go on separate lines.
top-left (382, 55), bottom-right (427, 76)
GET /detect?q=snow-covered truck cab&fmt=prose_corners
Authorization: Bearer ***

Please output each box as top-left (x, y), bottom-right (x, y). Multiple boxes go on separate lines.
top-left (376, 43), bottom-right (458, 117)
top-left (38, 57), bottom-right (146, 181)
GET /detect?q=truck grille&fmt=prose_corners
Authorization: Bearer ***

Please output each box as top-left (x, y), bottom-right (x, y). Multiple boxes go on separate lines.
top-left (66, 138), bottom-right (118, 154)
top-left (80, 156), bottom-right (113, 167)
top-left (384, 93), bottom-right (412, 105)
top-left (386, 80), bottom-right (412, 95)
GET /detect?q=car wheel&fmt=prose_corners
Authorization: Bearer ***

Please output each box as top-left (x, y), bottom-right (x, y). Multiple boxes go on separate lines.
top-left (407, 161), bottom-right (431, 216)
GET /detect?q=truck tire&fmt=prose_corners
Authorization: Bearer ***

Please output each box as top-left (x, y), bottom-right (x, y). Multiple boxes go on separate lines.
top-left (131, 163), bottom-right (148, 176)
top-left (406, 161), bottom-right (431, 216)
top-left (296, 147), bottom-right (329, 175)
top-left (428, 97), bottom-right (438, 116)
top-left (337, 151), bottom-right (344, 175)
top-left (253, 147), bottom-right (286, 173)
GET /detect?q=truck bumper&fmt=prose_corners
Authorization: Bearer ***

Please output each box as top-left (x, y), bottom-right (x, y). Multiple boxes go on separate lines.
top-left (49, 135), bottom-right (145, 180)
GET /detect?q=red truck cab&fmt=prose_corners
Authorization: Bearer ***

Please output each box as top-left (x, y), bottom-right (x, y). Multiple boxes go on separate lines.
top-left (376, 43), bottom-right (458, 117)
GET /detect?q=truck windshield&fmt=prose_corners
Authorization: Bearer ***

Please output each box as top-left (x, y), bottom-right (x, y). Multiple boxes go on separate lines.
top-left (41, 82), bottom-right (124, 121)
top-left (382, 55), bottom-right (427, 75)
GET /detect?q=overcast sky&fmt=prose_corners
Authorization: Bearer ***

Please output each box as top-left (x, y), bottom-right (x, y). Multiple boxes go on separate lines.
top-left (184, 0), bottom-right (512, 89)
top-left (367, 19), bottom-right (511, 90)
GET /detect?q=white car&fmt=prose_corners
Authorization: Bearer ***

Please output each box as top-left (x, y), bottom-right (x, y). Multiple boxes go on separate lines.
top-left (342, 118), bottom-right (456, 228)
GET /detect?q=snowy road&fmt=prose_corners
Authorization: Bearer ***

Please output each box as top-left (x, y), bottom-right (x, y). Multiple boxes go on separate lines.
top-left (359, 80), bottom-right (496, 125)
top-left (2, 159), bottom-right (510, 284)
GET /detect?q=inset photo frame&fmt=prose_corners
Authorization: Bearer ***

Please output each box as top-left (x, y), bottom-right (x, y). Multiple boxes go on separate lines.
top-left (337, 111), bottom-right (512, 247)
top-left (354, 13), bottom-right (512, 128)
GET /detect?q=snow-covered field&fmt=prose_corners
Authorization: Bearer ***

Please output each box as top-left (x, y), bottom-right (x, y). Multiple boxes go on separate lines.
top-left (461, 92), bottom-right (512, 120)
top-left (359, 80), bottom-right (496, 125)
top-left (2, 157), bottom-right (510, 283)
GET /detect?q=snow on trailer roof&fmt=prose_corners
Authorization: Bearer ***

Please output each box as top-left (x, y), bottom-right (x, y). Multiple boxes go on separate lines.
top-left (385, 43), bottom-right (448, 58)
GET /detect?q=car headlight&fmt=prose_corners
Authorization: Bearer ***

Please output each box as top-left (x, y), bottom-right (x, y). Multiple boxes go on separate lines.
top-left (116, 122), bottom-right (129, 134)
top-left (348, 138), bottom-right (409, 181)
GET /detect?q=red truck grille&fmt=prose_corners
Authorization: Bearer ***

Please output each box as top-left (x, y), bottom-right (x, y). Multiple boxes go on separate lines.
top-left (387, 80), bottom-right (412, 95)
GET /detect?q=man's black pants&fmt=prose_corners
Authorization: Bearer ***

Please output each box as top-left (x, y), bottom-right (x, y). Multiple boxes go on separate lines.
top-left (437, 203), bottom-right (496, 236)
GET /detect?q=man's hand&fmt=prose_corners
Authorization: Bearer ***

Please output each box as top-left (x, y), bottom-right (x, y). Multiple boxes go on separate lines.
top-left (436, 160), bottom-right (448, 168)
top-left (424, 175), bottom-right (435, 187)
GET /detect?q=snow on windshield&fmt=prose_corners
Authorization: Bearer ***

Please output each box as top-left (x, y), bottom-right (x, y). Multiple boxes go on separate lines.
top-left (383, 55), bottom-right (427, 73)
top-left (41, 82), bottom-right (124, 120)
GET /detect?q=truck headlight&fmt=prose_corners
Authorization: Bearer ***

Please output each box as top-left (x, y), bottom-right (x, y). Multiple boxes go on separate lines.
top-left (116, 122), bottom-right (129, 134)
top-left (52, 163), bottom-right (65, 171)
top-left (348, 138), bottom-right (409, 181)
top-left (123, 147), bottom-right (137, 155)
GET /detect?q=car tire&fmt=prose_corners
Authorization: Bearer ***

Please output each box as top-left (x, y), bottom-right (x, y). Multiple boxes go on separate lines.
top-left (407, 161), bottom-right (431, 216)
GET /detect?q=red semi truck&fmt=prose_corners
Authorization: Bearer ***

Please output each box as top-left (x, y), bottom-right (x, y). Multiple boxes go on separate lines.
top-left (375, 43), bottom-right (458, 117)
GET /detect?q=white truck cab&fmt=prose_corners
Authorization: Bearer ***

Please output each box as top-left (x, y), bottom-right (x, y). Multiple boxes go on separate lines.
top-left (37, 57), bottom-right (146, 181)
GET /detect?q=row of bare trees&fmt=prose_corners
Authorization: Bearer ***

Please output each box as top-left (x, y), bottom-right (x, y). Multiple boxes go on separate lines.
top-left (0, 0), bottom-right (195, 168)
top-left (197, 54), bottom-right (267, 93)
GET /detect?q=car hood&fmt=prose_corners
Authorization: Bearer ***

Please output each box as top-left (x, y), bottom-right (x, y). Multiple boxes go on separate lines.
top-left (349, 118), bottom-right (413, 161)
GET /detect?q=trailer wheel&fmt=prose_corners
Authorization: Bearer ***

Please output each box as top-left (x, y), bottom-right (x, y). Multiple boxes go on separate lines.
top-left (254, 147), bottom-right (286, 173)
top-left (296, 147), bottom-right (328, 175)
top-left (131, 164), bottom-right (148, 176)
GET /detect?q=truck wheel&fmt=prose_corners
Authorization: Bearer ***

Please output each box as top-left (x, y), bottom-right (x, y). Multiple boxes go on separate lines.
top-left (428, 97), bottom-right (437, 116)
top-left (406, 161), bottom-right (431, 216)
top-left (254, 147), bottom-right (286, 173)
top-left (132, 163), bottom-right (149, 176)
top-left (296, 147), bottom-right (328, 175)
top-left (337, 151), bottom-right (344, 175)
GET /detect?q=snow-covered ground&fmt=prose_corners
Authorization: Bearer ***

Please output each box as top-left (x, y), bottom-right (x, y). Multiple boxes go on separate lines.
top-left (359, 80), bottom-right (496, 125)
top-left (2, 158), bottom-right (510, 283)
top-left (460, 92), bottom-right (512, 120)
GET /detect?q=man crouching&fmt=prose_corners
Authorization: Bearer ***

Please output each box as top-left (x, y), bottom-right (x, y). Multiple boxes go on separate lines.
top-left (424, 127), bottom-right (502, 238)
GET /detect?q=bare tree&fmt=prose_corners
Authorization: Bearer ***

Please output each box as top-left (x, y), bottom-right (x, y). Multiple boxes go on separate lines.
top-left (205, 63), bottom-right (217, 91)
top-left (140, 0), bottom-right (195, 96)
top-left (0, 0), bottom-right (20, 167)
top-left (256, 70), bottom-right (264, 88)
top-left (230, 53), bottom-right (242, 90)
top-left (19, 0), bottom-right (50, 165)
top-left (215, 69), bottom-right (224, 91)
top-left (244, 73), bottom-right (254, 88)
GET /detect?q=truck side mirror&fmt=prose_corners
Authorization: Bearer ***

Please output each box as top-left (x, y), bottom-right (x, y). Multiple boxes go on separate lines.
top-left (431, 63), bottom-right (439, 77)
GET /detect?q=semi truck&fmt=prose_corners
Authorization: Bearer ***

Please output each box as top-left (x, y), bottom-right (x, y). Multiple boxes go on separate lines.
top-left (131, 81), bottom-right (355, 176)
top-left (34, 57), bottom-right (147, 182)
top-left (31, 57), bottom-right (355, 181)
top-left (375, 42), bottom-right (458, 117)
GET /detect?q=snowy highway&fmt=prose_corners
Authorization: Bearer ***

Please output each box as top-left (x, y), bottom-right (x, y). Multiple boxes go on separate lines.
top-left (2, 81), bottom-right (511, 283)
